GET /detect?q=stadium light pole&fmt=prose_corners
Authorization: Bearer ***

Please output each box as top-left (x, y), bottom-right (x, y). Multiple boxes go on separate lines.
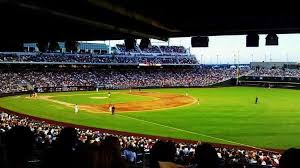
top-left (286, 53), bottom-right (289, 69)
top-left (264, 53), bottom-right (267, 62)
top-left (236, 50), bottom-right (240, 86)
top-left (233, 53), bottom-right (236, 65)
top-left (237, 49), bottom-right (240, 65)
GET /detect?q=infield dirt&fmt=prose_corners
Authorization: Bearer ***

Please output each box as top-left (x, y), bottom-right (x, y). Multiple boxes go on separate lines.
top-left (37, 91), bottom-right (197, 113)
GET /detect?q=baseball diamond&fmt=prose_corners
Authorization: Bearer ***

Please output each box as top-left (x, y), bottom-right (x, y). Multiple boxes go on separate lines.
top-left (0, 87), bottom-right (300, 149)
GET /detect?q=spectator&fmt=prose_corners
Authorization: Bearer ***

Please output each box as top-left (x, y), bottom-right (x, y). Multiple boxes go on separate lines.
top-left (42, 127), bottom-right (80, 168)
top-left (4, 126), bottom-right (34, 168)
top-left (150, 141), bottom-right (184, 168)
top-left (123, 145), bottom-right (137, 163)
top-left (279, 148), bottom-right (300, 168)
top-left (193, 143), bottom-right (220, 168)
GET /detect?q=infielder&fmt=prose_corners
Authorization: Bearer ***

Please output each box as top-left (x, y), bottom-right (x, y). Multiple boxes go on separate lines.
top-left (74, 104), bottom-right (79, 114)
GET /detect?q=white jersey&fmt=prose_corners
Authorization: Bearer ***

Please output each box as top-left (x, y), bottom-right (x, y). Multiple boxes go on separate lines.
top-left (74, 105), bottom-right (79, 113)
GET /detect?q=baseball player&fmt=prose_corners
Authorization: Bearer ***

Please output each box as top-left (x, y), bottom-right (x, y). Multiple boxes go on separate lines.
top-left (74, 104), bottom-right (79, 114)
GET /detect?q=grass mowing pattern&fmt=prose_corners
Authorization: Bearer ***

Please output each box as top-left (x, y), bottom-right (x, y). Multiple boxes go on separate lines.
top-left (0, 87), bottom-right (299, 149)
top-left (51, 92), bottom-right (153, 105)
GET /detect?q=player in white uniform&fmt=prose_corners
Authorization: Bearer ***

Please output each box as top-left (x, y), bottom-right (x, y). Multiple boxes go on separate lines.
top-left (74, 104), bottom-right (79, 114)
top-left (109, 104), bottom-right (112, 112)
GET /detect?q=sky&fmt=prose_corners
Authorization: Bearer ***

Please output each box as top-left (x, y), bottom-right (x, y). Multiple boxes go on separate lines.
top-left (97, 34), bottom-right (300, 64)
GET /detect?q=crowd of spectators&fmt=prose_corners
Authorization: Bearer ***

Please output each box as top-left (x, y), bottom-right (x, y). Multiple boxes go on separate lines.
top-left (159, 46), bottom-right (187, 54)
top-left (0, 72), bottom-right (30, 93)
top-left (158, 57), bottom-right (178, 64)
top-left (114, 56), bottom-right (137, 64)
top-left (115, 44), bottom-right (187, 55)
top-left (0, 52), bottom-right (197, 65)
top-left (116, 44), bottom-right (140, 53)
top-left (248, 69), bottom-right (300, 78)
top-left (178, 58), bottom-right (198, 64)
top-left (0, 112), bottom-right (289, 168)
top-left (0, 68), bottom-right (249, 93)
top-left (137, 57), bottom-right (160, 64)
top-left (140, 46), bottom-right (161, 53)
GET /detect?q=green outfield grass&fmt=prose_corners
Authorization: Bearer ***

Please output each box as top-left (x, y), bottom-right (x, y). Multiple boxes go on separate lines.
top-left (0, 87), bottom-right (300, 149)
top-left (51, 92), bottom-right (153, 105)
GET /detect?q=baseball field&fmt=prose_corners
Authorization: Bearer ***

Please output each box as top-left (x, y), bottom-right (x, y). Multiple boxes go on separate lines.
top-left (0, 87), bottom-right (299, 149)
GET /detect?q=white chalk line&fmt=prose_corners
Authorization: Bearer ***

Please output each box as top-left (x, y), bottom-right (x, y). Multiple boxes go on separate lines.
top-left (117, 114), bottom-right (277, 153)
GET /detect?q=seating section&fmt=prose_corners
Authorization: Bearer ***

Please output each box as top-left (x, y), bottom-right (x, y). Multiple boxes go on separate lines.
top-left (0, 67), bottom-right (250, 93)
top-left (0, 112), bottom-right (283, 168)
top-left (159, 46), bottom-right (187, 54)
top-left (0, 52), bottom-right (198, 65)
top-left (140, 45), bottom-right (161, 53)
top-left (248, 69), bottom-right (300, 78)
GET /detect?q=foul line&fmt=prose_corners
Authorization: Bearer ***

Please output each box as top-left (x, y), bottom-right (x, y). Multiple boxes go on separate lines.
top-left (117, 113), bottom-right (278, 153)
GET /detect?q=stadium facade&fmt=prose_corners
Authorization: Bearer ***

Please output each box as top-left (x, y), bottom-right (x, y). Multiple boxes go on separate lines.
top-left (23, 42), bottom-right (109, 54)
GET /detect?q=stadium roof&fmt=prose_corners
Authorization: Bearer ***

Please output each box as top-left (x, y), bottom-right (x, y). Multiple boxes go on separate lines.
top-left (1, 0), bottom-right (300, 41)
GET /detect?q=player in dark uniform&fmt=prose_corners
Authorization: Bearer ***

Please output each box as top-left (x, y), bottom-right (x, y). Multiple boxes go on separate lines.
top-left (111, 105), bottom-right (115, 115)
top-left (255, 96), bottom-right (259, 104)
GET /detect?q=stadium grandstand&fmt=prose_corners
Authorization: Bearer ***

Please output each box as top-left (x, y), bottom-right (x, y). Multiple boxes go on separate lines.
top-left (239, 62), bottom-right (300, 89)
top-left (1, 0), bottom-right (300, 168)
top-left (0, 42), bottom-right (198, 65)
